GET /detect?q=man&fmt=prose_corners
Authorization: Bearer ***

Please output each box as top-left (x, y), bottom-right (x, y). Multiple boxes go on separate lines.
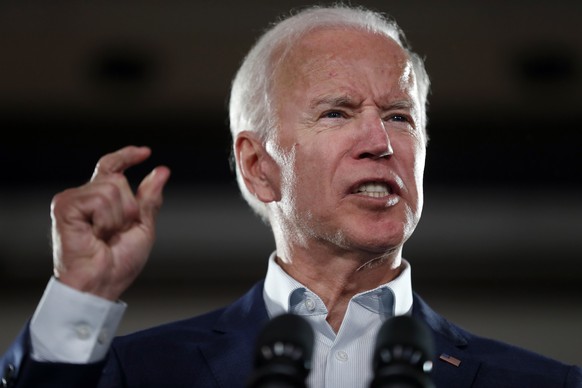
top-left (1, 4), bottom-right (581, 388)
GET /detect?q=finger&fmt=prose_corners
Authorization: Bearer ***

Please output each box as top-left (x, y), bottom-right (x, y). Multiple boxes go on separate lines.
top-left (52, 181), bottom-right (137, 243)
top-left (90, 180), bottom-right (140, 239)
top-left (91, 145), bottom-right (152, 182)
top-left (136, 165), bottom-right (171, 227)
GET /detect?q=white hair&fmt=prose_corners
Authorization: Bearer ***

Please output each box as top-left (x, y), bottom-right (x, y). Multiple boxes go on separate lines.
top-left (228, 4), bottom-right (431, 223)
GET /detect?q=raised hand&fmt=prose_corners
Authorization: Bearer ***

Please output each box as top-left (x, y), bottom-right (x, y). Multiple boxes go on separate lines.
top-left (50, 146), bottom-right (171, 301)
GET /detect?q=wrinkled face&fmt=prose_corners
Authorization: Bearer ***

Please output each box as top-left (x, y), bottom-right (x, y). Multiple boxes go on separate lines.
top-left (267, 27), bottom-right (427, 257)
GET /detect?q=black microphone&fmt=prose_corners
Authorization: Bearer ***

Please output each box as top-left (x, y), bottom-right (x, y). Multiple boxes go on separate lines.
top-left (370, 315), bottom-right (436, 388)
top-left (247, 313), bottom-right (315, 388)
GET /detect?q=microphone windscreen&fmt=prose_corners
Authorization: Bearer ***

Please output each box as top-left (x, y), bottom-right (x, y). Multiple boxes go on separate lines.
top-left (247, 313), bottom-right (314, 388)
top-left (371, 315), bottom-right (435, 388)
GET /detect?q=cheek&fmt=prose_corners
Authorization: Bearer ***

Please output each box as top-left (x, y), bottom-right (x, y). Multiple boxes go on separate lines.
top-left (299, 139), bottom-right (342, 179)
top-left (397, 137), bottom-right (425, 174)
top-left (395, 140), bottom-right (426, 196)
top-left (409, 145), bottom-right (426, 211)
top-left (413, 146), bottom-right (426, 182)
top-left (293, 148), bottom-right (324, 189)
top-left (288, 145), bottom-right (337, 207)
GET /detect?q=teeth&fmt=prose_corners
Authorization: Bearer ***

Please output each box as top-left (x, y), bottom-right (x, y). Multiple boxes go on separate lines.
top-left (355, 182), bottom-right (391, 197)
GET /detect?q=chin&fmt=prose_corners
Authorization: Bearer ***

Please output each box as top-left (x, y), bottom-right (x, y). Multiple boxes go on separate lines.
top-left (347, 230), bottom-right (406, 254)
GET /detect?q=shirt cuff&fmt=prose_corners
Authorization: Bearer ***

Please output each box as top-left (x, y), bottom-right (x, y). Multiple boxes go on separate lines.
top-left (30, 276), bottom-right (127, 363)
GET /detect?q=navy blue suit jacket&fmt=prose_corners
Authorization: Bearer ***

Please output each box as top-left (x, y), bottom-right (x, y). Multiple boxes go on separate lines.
top-left (2, 280), bottom-right (581, 387)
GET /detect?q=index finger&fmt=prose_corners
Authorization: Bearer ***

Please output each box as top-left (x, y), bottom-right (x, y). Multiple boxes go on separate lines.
top-left (90, 145), bottom-right (152, 181)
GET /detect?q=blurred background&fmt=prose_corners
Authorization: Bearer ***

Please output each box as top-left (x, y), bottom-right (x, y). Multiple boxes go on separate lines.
top-left (1, 0), bottom-right (580, 365)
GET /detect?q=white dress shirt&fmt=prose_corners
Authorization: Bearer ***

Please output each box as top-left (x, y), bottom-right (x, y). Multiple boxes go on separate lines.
top-left (263, 252), bottom-right (413, 388)
top-left (30, 277), bottom-right (126, 363)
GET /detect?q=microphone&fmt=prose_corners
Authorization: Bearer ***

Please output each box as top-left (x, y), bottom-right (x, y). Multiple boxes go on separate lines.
top-left (246, 313), bottom-right (315, 388)
top-left (370, 315), bottom-right (436, 388)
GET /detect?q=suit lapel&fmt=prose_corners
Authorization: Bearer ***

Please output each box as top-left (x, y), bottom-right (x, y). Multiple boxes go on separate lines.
top-left (198, 281), bottom-right (270, 388)
top-left (413, 293), bottom-right (481, 388)
top-left (197, 284), bottom-right (483, 388)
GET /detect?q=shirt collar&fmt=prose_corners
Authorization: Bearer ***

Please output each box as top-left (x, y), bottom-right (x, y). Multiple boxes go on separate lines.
top-left (263, 251), bottom-right (413, 318)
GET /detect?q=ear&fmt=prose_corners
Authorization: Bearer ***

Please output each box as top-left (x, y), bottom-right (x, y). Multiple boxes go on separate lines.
top-left (234, 131), bottom-right (280, 203)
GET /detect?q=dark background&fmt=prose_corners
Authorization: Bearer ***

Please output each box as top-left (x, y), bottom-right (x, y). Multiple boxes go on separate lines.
top-left (1, 0), bottom-right (581, 365)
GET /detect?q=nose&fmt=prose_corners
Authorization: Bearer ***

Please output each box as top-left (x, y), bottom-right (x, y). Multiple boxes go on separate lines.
top-left (355, 115), bottom-right (393, 160)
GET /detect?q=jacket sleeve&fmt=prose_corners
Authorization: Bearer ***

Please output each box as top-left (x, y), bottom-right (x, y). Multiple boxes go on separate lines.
top-left (1, 322), bottom-right (107, 388)
top-left (566, 364), bottom-right (582, 387)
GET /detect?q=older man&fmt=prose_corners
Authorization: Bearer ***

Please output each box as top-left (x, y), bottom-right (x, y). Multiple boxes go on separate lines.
top-left (2, 4), bottom-right (581, 388)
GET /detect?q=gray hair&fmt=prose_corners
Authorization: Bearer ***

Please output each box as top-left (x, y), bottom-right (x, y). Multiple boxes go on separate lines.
top-left (228, 4), bottom-right (431, 223)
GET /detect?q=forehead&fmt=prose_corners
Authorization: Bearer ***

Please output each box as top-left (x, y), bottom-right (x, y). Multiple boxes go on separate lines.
top-left (291, 26), bottom-right (405, 58)
top-left (273, 27), bottom-right (415, 100)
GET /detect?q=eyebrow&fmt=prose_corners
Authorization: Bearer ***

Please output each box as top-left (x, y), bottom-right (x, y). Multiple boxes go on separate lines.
top-left (310, 95), bottom-right (415, 111)
top-left (383, 100), bottom-right (414, 111)
top-left (309, 94), bottom-right (361, 110)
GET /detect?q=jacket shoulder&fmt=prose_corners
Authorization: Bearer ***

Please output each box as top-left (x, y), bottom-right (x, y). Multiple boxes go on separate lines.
top-left (413, 293), bottom-right (582, 387)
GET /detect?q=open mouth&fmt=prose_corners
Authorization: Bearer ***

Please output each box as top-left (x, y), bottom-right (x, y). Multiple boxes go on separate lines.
top-left (352, 182), bottom-right (393, 198)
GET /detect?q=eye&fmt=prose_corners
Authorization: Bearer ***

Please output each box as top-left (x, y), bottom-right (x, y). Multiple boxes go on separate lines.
top-left (322, 110), bottom-right (345, 119)
top-left (387, 114), bottom-right (408, 122)
top-left (384, 113), bottom-right (417, 133)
